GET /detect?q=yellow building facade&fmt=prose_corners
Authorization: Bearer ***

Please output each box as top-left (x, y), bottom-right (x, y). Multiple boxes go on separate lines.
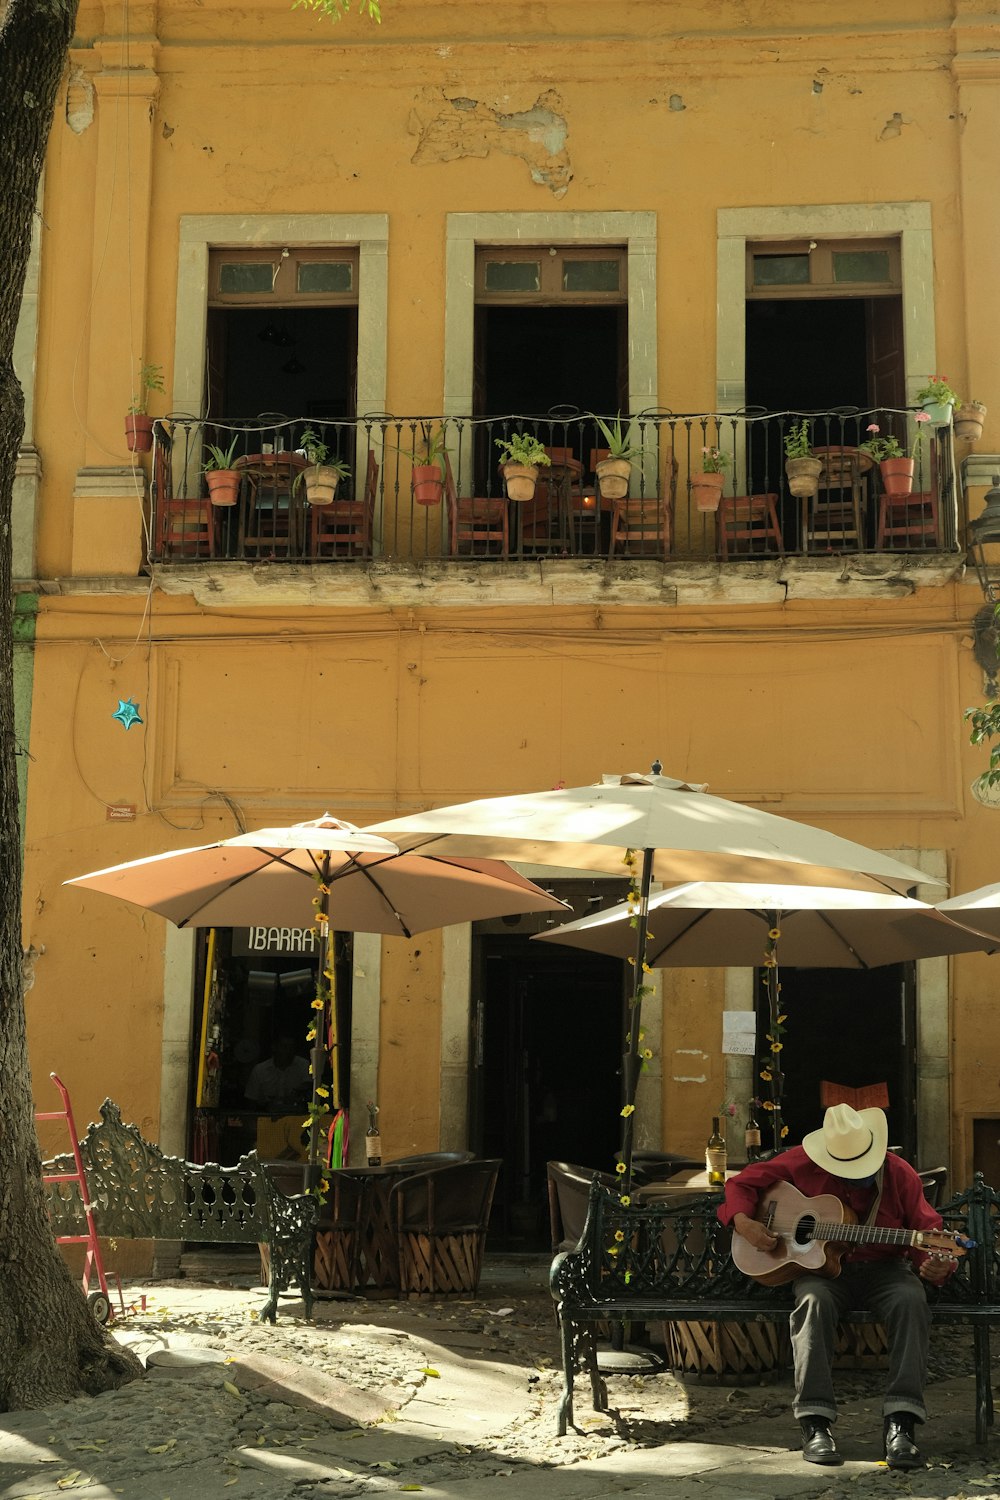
top-left (14, 0), bottom-right (1000, 1240)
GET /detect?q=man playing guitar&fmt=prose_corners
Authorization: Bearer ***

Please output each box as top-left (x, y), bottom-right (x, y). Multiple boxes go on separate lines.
top-left (719, 1103), bottom-right (958, 1471)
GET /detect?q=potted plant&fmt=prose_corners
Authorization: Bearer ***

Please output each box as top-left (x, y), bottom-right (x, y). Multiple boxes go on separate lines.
top-left (691, 446), bottom-right (731, 512)
top-left (202, 437), bottom-right (242, 506)
top-left (783, 420), bottom-right (822, 498)
top-left (915, 375), bottom-right (961, 428)
top-left (859, 413), bottom-right (932, 497)
top-left (409, 425), bottom-right (449, 505)
top-left (955, 400), bottom-right (987, 443)
top-left (125, 362), bottom-right (164, 453)
top-left (495, 431), bottom-right (551, 501)
top-left (295, 428), bottom-right (351, 505)
top-left (590, 414), bottom-right (642, 500)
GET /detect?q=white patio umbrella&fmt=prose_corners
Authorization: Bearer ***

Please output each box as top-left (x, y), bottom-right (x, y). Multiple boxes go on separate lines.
top-left (366, 766), bottom-right (942, 1185)
top-left (937, 881), bottom-right (1000, 937)
top-left (534, 881), bottom-right (1000, 970)
top-left (67, 815), bottom-right (568, 1173)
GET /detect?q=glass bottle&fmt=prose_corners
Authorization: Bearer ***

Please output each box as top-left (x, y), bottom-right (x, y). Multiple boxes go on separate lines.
top-left (706, 1116), bottom-right (727, 1185)
top-left (365, 1100), bottom-right (382, 1166)
top-left (745, 1101), bottom-right (762, 1163)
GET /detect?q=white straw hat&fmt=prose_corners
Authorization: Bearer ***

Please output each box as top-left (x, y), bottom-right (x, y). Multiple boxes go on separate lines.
top-left (801, 1103), bottom-right (888, 1179)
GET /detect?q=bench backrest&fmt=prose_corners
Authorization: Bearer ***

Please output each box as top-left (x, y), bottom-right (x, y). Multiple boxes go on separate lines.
top-left (552, 1175), bottom-right (998, 1310)
top-left (42, 1099), bottom-right (316, 1246)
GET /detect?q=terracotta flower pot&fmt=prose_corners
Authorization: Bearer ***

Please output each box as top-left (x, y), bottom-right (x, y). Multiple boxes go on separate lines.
top-left (692, 472), bottom-right (726, 512)
top-left (880, 457), bottom-right (915, 497)
top-left (125, 414), bottom-right (154, 453)
top-left (785, 456), bottom-right (823, 498)
top-left (302, 465), bottom-right (341, 505)
top-left (206, 469), bottom-right (241, 507)
top-left (502, 462), bottom-right (539, 502)
top-left (921, 399), bottom-right (954, 428)
top-left (412, 463), bottom-right (444, 505)
top-left (955, 402), bottom-right (986, 443)
top-left (595, 457), bottom-right (631, 501)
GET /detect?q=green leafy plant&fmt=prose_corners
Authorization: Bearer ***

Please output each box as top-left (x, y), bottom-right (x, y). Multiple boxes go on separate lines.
top-left (966, 602), bottom-right (1000, 795)
top-left (783, 420), bottom-right (814, 460)
top-left (700, 445), bottom-right (731, 474)
top-left (127, 362), bottom-right (164, 416)
top-left (405, 424), bottom-right (450, 475)
top-left (592, 413), bottom-right (643, 463)
top-left (298, 427), bottom-right (329, 465)
top-left (202, 437), bottom-right (241, 472)
top-left (859, 413), bottom-right (931, 463)
top-left (495, 432), bottom-right (551, 467)
top-left (916, 374), bottom-right (962, 407)
top-left (293, 0), bottom-right (381, 19)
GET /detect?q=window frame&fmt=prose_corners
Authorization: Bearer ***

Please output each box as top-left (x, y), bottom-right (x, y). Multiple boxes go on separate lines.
top-left (475, 245), bottom-right (628, 305)
top-left (746, 237), bottom-right (901, 299)
top-left (208, 247), bottom-right (361, 307)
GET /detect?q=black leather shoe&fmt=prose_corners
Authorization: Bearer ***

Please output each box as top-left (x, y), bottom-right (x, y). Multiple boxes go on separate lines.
top-left (799, 1417), bottom-right (842, 1465)
top-left (884, 1413), bottom-right (923, 1470)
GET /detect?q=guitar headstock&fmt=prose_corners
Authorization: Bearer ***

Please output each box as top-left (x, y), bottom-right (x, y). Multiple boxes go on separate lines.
top-left (921, 1229), bottom-right (973, 1258)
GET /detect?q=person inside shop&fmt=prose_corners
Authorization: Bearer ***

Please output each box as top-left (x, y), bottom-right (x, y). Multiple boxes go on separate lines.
top-left (718, 1103), bottom-right (957, 1471)
top-left (244, 1035), bottom-right (311, 1114)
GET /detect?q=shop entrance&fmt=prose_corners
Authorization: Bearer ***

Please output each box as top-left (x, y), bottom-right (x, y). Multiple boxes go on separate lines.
top-left (471, 885), bottom-right (628, 1249)
top-left (189, 925), bottom-right (352, 1166)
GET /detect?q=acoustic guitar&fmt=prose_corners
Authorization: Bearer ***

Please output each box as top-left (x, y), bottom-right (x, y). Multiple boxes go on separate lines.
top-left (731, 1180), bottom-right (971, 1287)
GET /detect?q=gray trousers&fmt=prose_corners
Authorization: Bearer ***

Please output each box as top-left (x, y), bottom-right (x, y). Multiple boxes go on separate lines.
top-left (790, 1260), bottom-right (930, 1423)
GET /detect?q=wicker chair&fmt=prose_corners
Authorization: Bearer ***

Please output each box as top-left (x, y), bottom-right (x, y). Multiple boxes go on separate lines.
top-left (391, 1158), bottom-right (501, 1298)
top-left (546, 1160), bottom-right (619, 1253)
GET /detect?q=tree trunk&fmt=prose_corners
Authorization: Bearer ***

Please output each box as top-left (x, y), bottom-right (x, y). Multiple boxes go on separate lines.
top-left (0, 0), bottom-right (142, 1408)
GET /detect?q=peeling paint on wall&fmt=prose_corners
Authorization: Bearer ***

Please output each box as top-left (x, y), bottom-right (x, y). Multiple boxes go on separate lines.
top-left (409, 87), bottom-right (572, 197)
top-left (672, 1073), bottom-right (707, 1084)
top-left (65, 66), bottom-right (94, 134)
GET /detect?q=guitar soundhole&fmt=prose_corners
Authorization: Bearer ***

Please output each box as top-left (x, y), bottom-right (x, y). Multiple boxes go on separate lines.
top-left (793, 1215), bottom-right (816, 1246)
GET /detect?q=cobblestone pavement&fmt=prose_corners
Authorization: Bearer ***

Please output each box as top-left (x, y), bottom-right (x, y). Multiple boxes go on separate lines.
top-left (0, 1258), bottom-right (997, 1499)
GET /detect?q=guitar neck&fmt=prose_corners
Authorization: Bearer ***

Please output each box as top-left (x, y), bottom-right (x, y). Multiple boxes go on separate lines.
top-left (808, 1221), bottom-right (927, 1248)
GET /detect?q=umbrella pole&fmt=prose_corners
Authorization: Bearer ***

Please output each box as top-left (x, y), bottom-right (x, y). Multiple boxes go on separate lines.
top-left (306, 859), bottom-right (332, 1192)
top-left (621, 847), bottom-right (654, 1195)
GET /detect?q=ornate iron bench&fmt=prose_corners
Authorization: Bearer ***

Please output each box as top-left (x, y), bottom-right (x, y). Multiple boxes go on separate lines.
top-left (550, 1175), bottom-right (1000, 1441)
top-left (42, 1100), bottom-right (316, 1322)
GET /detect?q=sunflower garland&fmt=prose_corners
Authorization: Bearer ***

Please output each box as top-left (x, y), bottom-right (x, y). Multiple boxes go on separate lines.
top-left (758, 922), bottom-right (789, 1150)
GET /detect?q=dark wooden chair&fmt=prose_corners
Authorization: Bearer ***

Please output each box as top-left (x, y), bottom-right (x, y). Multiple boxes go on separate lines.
top-left (309, 450), bottom-right (378, 559)
top-left (717, 492), bottom-right (783, 559)
top-left (237, 452), bottom-right (307, 557)
top-left (808, 446), bottom-right (869, 551)
top-left (444, 455), bottom-right (508, 556)
top-left (608, 447), bottom-right (677, 558)
top-left (391, 1158), bottom-right (501, 1298)
top-left (876, 489), bottom-right (940, 549)
top-left (151, 423), bottom-right (218, 560)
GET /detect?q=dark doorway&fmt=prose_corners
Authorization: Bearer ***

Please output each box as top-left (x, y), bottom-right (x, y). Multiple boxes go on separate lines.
top-left (472, 932), bottom-right (625, 1249)
top-left (746, 299), bottom-right (872, 413)
top-left (756, 963), bottom-right (916, 1161)
top-left (206, 305), bottom-right (358, 422)
top-left (476, 305), bottom-right (624, 417)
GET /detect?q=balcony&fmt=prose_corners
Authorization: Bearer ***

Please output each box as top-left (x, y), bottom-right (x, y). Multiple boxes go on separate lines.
top-left (147, 410), bottom-right (963, 607)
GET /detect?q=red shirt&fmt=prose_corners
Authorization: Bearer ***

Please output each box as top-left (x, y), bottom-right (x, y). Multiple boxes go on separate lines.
top-left (718, 1146), bottom-right (943, 1269)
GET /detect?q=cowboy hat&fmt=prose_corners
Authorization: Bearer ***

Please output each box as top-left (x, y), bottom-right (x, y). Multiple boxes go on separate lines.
top-left (802, 1103), bottom-right (889, 1179)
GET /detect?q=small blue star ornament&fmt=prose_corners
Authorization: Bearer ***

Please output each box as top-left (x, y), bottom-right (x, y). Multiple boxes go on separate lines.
top-left (112, 698), bottom-right (143, 731)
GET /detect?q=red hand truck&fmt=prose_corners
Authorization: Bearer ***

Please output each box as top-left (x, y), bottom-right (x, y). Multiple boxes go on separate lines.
top-left (36, 1072), bottom-right (121, 1324)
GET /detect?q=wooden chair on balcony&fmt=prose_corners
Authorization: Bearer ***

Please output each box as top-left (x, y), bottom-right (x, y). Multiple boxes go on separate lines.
top-left (444, 455), bottom-right (508, 556)
top-left (875, 488), bottom-right (940, 549)
top-left (717, 493), bottom-right (783, 560)
top-left (808, 446), bottom-right (870, 551)
top-left (608, 449), bottom-right (677, 557)
top-left (309, 450), bottom-right (378, 558)
top-left (151, 423), bottom-right (218, 560)
top-left (237, 451), bottom-right (307, 557)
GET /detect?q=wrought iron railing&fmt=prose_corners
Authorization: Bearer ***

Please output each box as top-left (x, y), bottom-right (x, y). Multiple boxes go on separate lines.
top-left (147, 408), bottom-right (960, 566)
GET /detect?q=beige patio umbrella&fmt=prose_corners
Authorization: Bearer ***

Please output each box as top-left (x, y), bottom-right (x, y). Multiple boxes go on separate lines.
top-left (365, 766), bottom-right (942, 1186)
top-left (67, 815), bottom-right (568, 1174)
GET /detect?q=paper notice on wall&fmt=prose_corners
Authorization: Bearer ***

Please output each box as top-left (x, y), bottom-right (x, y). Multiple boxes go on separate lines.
top-left (722, 1011), bottom-right (757, 1055)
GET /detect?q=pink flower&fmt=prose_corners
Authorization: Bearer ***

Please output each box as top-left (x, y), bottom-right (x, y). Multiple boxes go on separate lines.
top-left (866, 423), bottom-right (880, 433)
top-left (914, 411), bottom-right (931, 424)
top-left (701, 446), bottom-right (710, 454)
